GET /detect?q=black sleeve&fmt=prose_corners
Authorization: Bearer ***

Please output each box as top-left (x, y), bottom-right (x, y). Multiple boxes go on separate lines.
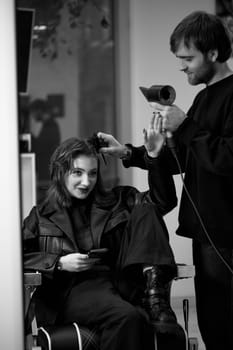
top-left (122, 145), bottom-right (147, 169)
top-left (177, 112), bottom-right (233, 175)
top-left (122, 141), bottom-right (188, 176)
top-left (144, 153), bottom-right (177, 215)
top-left (23, 207), bottom-right (60, 279)
top-left (122, 150), bottom-right (178, 216)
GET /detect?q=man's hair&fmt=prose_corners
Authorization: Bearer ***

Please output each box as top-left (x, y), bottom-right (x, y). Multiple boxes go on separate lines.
top-left (45, 137), bottom-right (105, 208)
top-left (29, 99), bottom-right (48, 113)
top-left (170, 11), bottom-right (232, 62)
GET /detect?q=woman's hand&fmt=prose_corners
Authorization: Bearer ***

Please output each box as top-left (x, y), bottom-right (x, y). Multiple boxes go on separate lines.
top-left (58, 253), bottom-right (100, 273)
top-left (97, 132), bottom-right (128, 158)
top-left (143, 112), bottom-right (165, 157)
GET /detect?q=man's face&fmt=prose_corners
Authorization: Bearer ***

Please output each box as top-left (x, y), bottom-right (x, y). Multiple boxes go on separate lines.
top-left (175, 40), bottom-right (216, 85)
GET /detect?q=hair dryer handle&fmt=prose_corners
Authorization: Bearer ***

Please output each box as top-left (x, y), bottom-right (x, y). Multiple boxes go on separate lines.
top-left (165, 131), bottom-right (175, 149)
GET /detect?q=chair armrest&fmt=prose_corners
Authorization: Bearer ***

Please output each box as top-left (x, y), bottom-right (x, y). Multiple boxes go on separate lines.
top-left (175, 264), bottom-right (195, 280)
top-left (24, 271), bottom-right (42, 287)
top-left (24, 272), bottom-right (42, 349)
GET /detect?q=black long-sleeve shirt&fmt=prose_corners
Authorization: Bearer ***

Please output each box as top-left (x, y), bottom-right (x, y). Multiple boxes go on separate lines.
top-left (124, 75), bottom-right (233, 248)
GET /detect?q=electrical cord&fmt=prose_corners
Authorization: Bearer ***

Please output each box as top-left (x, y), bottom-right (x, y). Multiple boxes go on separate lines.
top-left (168, 145), bottom-right (233, 276)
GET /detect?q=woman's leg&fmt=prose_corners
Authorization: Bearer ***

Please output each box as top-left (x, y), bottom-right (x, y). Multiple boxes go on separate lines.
top-left (117, 203), bottom-right (176, 269)
top-left (60, 274), bottom-right (155, 350)
top-left (116, 203), bottom-right (177, 326)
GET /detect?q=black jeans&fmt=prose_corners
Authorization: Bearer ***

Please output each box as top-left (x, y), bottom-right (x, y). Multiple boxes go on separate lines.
top-left (61, 274), bottom-right (155, 350)
top-left (193, 240), bottom-right (233, 350)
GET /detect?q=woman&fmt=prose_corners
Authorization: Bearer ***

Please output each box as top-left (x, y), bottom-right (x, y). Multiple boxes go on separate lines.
top-left (23, 119), bottom-right (177, 350)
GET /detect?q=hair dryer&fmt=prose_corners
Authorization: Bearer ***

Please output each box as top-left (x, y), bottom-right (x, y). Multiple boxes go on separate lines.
top-left (139, 85), bottom-right (176, 105)
top-left (139, 84), bottom-right (176, 148)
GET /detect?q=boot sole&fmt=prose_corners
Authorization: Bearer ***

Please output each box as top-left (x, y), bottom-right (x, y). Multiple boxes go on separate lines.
top-left (151, 320), bottom-right (181, 334)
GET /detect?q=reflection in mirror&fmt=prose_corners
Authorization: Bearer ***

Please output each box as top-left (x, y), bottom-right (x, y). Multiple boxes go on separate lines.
top-left (17, 2), bottom-right (117, 348)
top-left (17, 0), bottom-right (117, 205)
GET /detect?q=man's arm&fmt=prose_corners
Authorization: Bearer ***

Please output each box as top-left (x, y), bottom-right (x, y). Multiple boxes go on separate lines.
top-left (98, 114), bottom-right (177, 214)
top-left (97, 113), bottom-right (165, 168)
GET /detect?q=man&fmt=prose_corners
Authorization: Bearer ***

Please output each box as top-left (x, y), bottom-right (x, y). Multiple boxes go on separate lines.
top-left (98, 11), bottom-right (233, 350)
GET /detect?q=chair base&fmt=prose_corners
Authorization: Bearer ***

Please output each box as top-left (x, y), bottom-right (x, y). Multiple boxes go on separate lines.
top-left (154, 323), bottom-right (187, 350)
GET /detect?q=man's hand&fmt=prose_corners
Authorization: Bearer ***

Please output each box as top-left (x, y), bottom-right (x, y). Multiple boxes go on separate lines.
top-left (149, 102), bottom-right (187, 132)
top-left (143, 113), bottom-right (165, 157)
top-left (58, 253), bottom-right (100, 273)
top-left (97, 132), bottom-right (129, 158)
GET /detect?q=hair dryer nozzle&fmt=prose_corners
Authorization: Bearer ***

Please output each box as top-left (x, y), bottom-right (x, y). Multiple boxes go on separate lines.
top-left (139, 85), bottom-right (176, 105)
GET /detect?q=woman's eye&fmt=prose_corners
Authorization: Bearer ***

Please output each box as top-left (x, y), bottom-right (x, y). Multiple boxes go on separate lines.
top-left (72, 170), bottom-right (82, 176)
top-left (90, 171), bottom-right (97, 178)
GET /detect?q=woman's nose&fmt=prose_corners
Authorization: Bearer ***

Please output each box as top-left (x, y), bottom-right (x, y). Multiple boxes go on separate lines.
top-left (81, 175), bottom-right (90, 186)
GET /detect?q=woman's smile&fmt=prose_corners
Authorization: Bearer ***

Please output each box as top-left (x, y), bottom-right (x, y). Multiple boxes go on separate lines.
top-left (65, 155), bottom-right (98, 200)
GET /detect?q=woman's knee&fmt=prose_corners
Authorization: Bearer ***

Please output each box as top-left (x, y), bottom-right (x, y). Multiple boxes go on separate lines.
top-left (129, 203), bottom-right (166, 235)
top-left (130, 203), bottom-right (158, 225)
top-left (111, 303), bottom-right (148, 327)
top-left (131, 203), bottom-right (155, 216)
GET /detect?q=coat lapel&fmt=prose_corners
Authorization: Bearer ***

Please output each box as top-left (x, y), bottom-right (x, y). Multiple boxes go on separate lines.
top-left (42, 199), bottom-right (113, 250)
top-left (49, 209), bottom-right (78, 249)
top-left (90, 204), bottom-right (112, 247)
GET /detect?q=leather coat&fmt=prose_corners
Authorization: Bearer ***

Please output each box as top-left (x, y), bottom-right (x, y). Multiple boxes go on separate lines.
top-left (23, 154), bottom-right (177, 326)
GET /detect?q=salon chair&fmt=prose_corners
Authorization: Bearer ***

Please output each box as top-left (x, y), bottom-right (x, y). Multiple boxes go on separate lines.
top-left (24, 264), bottom-right (198, 350)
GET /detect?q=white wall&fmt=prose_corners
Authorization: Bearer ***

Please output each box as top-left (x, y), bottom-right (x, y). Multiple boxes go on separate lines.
top-left (119, 0), bottom-right (215, 296)
top-left (0, 1), bottom-right (24, 349)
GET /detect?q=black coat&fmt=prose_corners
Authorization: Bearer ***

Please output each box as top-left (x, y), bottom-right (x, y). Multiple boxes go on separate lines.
top-left (23, 154), bottom-right (177, 325)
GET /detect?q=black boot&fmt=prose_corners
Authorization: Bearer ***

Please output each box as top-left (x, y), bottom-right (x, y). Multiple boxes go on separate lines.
top-left (143, 265), bottom-right (177, 330)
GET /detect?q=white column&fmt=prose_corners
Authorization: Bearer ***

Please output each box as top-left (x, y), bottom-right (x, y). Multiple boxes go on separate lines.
top-left (0, 1), bottom-right (24, 349)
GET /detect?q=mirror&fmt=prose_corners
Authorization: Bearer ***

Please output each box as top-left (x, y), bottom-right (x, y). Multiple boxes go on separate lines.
top-left (17, 0), bottom-right (117, 205)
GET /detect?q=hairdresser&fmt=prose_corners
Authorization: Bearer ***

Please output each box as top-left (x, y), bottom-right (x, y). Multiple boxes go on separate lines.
top-left (98, 11), bottom-right (233, 350)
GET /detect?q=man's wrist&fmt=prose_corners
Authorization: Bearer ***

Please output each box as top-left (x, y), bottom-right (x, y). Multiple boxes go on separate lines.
top-left (147, 151), bottom-right (159, 158)
top-left (144, 152), bottom-right (161, 167)
top-left (120, 145), bottom-right (132, 160)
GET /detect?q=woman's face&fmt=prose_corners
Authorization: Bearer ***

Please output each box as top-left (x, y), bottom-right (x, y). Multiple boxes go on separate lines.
top-left (64, 155), bottom-right (98, 200)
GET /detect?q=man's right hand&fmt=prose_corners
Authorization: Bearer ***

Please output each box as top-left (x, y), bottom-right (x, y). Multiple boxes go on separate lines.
top-left (149, 102), bottom-right (187, 132)
top-left (97, 132), bottom-right (129, 159)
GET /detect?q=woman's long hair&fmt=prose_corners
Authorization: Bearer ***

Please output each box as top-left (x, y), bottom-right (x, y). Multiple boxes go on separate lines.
top-left (44, 137), bottom-right (109, 209)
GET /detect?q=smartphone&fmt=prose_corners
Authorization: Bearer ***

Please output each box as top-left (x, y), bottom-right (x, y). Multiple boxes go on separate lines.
top-left (88, 248), bottom-right (109, 259)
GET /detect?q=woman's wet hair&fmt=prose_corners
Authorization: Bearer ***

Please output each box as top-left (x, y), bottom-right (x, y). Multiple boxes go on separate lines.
top-left (170, 11), bottom-right (232, 62)
top-left (45, 137), bottom-right (105, 208)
